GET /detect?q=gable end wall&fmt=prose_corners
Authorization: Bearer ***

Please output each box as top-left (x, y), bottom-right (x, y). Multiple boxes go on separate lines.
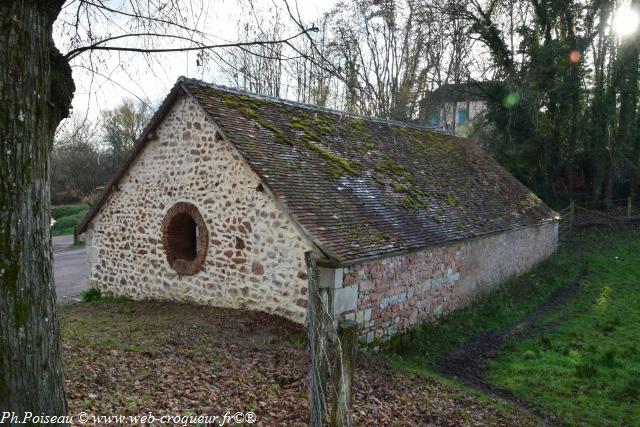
top-left (84, 95), bottom-right (314, 323)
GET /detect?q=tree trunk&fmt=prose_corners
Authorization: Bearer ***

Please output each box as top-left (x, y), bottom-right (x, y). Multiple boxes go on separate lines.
top-left (626, 0), bottom-right (640, 203)
top-left (0, 0), bottom-right (73, 417)
top-left (631, 118), bottom-right (640, 202)
top-left (589, 3), bottom-right (612, 204)
top-left (564, 17), bottom-right (581, 199)
top-left (605, 157), bottom-right (615, 209)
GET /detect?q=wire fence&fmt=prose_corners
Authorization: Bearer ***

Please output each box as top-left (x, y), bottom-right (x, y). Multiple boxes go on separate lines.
top-left (305, 252), bottom-right (356, 427)
top-left (558, 197), bottom-right (640, 235)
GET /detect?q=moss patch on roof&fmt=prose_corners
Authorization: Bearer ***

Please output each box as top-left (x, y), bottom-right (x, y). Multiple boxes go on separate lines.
top-left (375, 156), bottom-right (428, 209)
top-left (289, 111), bottom-right (338, 136)
top-left (303, 139), bottom-right (361, 177)
top-left (222, 94), bottom-right (290, 145)
top-left (221, 93), bottom-right (364, 177)
top-left (287, 114), bottom-right (361, 177)
top-left (337, 218), bottom-right (390, 246)
top-left (347, 117), bottom-right (373, 140)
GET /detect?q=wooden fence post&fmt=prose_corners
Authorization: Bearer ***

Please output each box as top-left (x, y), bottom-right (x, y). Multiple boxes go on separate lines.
top-left (569, 199), bottom-right (575, 230)
top-left (330, 319), bottom-right (358, 427)
top-left (306, 251), bottom-right (328, 427)
top-left (628, 197), bottom-right (632, 218)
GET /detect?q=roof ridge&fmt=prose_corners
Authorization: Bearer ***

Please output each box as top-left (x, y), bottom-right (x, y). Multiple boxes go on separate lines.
top-left (178, 76), bottom-right (447, 134)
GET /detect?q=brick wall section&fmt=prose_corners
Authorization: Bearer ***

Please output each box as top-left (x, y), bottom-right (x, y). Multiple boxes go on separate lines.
top-left (84, 95), bottom-right (314, 323)
top-left (341, 221), bottom-right (558, 343)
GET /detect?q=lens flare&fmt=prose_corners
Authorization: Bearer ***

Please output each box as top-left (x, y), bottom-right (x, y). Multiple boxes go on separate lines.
top-left (503, 92), bottom-right (520, 109)
top-left (569, 50), bottom-right (582, 64)
top-left (613, 5), bottom-right (639, 37)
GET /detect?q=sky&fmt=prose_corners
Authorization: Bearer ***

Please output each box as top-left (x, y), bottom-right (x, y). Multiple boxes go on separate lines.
top-left (54, 0), bottom-right (339, 125)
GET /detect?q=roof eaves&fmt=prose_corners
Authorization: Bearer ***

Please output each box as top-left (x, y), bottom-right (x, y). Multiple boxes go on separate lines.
top-left (316, 218), bottom-right (559, 268)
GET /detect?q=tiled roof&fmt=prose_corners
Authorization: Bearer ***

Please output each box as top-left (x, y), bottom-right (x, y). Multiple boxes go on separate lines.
top-left (181, 78), bottom-right (556, 263)
top-left (78, 77), bottom-right (557, 265)
top-left (428, 82), bottom-right (493, 103)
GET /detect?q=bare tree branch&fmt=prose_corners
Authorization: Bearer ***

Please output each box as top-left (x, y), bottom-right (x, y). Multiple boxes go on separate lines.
top-left (77, 0), bottom-right (212, 37)
top-left (65, 27), bottom-right (318, 59)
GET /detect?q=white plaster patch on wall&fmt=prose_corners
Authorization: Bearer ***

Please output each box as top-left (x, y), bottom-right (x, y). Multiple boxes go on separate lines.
top-left (415, 268), bottom-right (460, 293)
top-left (378, 291), bottom-right (408, 309)
top-left (84, 95), bottom-right (315, 323)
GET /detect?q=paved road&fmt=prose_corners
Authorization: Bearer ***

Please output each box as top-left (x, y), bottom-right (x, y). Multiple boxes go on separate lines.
top-left (53, 235), bottom-right (86, 303)
top-left (53, 234), bottom-right (74, 251)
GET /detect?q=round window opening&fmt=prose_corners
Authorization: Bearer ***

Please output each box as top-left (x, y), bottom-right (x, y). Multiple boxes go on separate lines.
top-left (162, 202), bottom-right (208, 275)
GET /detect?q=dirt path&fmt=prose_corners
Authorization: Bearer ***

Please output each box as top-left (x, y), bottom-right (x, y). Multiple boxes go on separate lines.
top-left (435, 265), bottom-right (589, 426)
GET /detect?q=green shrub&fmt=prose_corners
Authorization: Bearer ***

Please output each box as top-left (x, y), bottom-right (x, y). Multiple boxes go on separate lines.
top-left (51, 203), bottom-right (89, 236)
top-left (51, 215), bottom-right (81, 234)
top-left (81, 288), bottom-right (102, 302)
top-left (52, 203), bottom-right (89, 219)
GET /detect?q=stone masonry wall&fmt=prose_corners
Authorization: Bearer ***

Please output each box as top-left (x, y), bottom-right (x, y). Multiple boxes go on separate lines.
top-left (84, 95), bottom-right (314, 323)
top-left (339, 222), bottom-right (558, 343)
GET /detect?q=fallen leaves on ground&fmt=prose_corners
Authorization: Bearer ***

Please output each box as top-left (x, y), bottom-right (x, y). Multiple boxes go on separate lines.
top-left (61, 300), bottom-right (538, 426)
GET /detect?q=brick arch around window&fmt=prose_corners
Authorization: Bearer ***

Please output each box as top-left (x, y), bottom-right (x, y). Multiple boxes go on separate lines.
top-left (161, 202), bottom-right (209, 275)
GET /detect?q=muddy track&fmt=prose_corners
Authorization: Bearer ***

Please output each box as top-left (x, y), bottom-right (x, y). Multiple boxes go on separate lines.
top-left (436, 265), bottom-right (589, 426)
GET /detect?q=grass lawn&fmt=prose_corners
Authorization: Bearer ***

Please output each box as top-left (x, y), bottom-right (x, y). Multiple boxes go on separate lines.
top-left (389, 228), bottom-right (640, 426)
top-left (388, 229), bottom-right (586, 367)
top-left (486, 230), bottom-right (640, 426)
top-left (60, 300), bottom-right (538, 426)
top-left (52, 203), bottom-right (89, 236)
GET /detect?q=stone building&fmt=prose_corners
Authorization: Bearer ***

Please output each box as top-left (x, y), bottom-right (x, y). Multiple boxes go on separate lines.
top-left (77, 77), bottom-right (558, 342)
